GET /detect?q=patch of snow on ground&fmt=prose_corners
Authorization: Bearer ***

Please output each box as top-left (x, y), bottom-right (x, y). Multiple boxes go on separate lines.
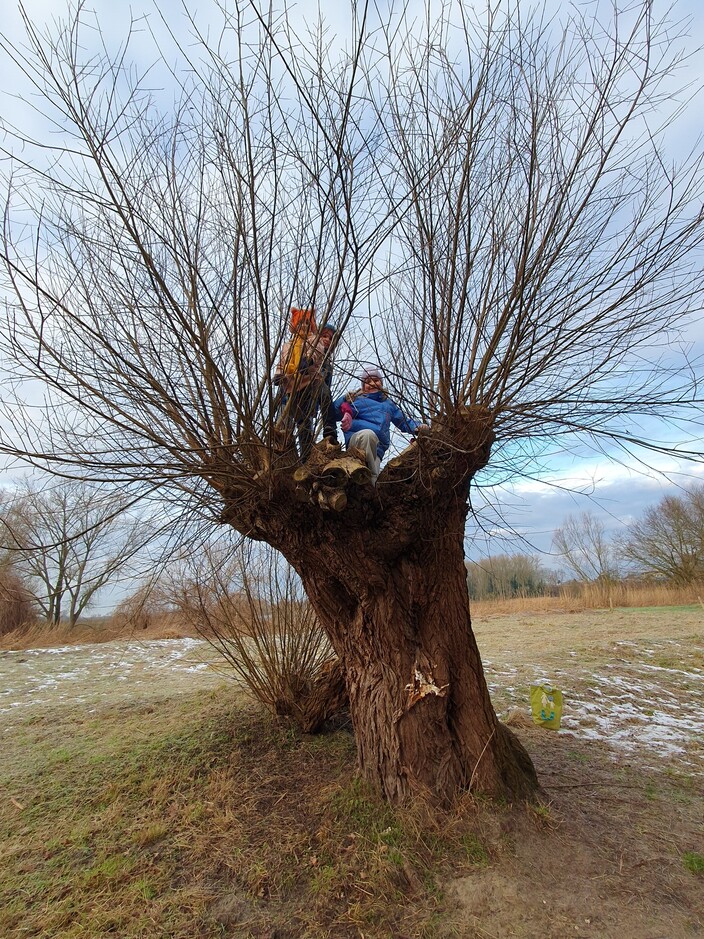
top-left (0, 639), bottom-right (225, 725)
top-left (486, 644), bottom-right (704, 772)
top-left (3, 637), bottom-right (703, 774)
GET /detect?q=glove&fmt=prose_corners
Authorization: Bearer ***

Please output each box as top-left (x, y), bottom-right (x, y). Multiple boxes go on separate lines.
top-left (340, 402), bottom-right (354, 432)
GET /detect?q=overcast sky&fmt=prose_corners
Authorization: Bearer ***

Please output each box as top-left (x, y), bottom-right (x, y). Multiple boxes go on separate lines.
top-left (2, 0), bottom-right (703, 577)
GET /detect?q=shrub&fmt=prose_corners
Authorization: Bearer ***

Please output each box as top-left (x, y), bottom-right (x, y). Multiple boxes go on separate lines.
top-left (165, 541), bottom-right (345, 731)
top-left (0, 567), bottom-right (35, 635)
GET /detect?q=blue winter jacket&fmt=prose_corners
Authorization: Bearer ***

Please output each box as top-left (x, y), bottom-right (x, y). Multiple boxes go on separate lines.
top-left (333, 390), bottom-right (420, 458)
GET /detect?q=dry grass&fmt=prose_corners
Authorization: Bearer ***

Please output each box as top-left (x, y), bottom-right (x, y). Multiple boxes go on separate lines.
top-left (2, 607), bottom-right (702, 938)
top-left (0, 690), bottom-right (498, 939)
top-left (470, 582), bottom-right (704, 616)
top-left (0, 610), bottom-right (194, 650)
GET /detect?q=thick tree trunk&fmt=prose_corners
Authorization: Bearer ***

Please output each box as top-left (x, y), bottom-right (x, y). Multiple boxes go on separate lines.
top-left (294, 501), bottom-right (537, 804)
top-left (222, 407), bottom-right (539, 805)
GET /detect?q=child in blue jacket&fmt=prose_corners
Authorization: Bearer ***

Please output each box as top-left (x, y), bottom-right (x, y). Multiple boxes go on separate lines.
top-left (334, 366), bottom-right (427, 484)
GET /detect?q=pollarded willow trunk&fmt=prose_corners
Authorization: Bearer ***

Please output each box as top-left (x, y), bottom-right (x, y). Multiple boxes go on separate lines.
top-left (223, 406), bottom-right (539, 804)
top-left (296, 503), bottom-right (537, 803)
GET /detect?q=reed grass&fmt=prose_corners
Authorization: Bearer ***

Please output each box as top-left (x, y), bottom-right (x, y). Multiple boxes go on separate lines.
top-left (469, 582), bottom-right (703, 616)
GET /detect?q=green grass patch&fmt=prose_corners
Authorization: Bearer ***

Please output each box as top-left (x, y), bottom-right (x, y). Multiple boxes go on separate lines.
top-left (460, 833), bottom-right (490, 867)
top-left (683, 852), bottom-right (704, 874)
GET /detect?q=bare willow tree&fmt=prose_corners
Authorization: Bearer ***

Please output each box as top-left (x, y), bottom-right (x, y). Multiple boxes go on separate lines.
top-left (553, 512), bottom-right (621, 584)
top-left (0, 478), bottom-right (150, 626)
top-left (1, 0), bottom-right (703, 804)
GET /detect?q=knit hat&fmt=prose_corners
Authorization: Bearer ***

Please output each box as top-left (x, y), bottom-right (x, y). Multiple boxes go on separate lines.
top-left (358, 364), bottom-right (383, 383)
top-left (321, 322), bottom-right (337, 333)
top-left (290, 307), bottom-right (316, 332)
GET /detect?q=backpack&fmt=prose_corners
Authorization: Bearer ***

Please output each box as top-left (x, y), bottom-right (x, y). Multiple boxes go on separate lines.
top-left (284, 308), bottom-right (316, 375)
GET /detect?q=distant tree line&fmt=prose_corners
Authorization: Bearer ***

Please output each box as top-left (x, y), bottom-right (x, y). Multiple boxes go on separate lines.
top-left (2, 480), bottom-right (703, 632)
top-left (467, 485), bottom-right (704, 601)
top-left (466, 554), bottom-right (559, 600)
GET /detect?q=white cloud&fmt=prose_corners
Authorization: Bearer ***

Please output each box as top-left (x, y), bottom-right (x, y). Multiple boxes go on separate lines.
top-left (513, 455), bottom-right (704, 498)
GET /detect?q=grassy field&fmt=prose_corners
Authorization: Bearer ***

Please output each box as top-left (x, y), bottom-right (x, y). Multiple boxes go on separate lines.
top-left (1, 606), bottom-right (702, 938)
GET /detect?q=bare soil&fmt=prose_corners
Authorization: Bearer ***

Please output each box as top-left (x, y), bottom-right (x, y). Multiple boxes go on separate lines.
top-left (462, 607), bottom-right (704, 939)
top-left (1, 606), bottom-right (702, 938)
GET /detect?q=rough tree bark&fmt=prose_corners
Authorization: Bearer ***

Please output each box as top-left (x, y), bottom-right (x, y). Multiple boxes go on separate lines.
top-left (223, 406), bottom-right (538, 804)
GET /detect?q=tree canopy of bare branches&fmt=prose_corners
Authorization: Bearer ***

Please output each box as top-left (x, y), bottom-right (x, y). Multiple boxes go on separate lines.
top-left (621, 485), bottom-right (704, 585)
top-left (1, 1), bottom-right (701, 494)
top-left (553, 511), bottom-right (621, 583)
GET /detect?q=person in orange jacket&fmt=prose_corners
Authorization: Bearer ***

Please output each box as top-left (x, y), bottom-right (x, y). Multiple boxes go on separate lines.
top-left (273, 308), bottom-right (326, 461)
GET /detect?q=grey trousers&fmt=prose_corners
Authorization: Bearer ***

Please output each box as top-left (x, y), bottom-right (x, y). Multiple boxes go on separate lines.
top-left (348, 429), bottom-right (382, 485)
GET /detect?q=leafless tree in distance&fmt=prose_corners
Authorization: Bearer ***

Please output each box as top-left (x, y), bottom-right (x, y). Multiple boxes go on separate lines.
top-left (0, 477), bottom-right (151, 626)
top-left (621, 485), bottom-right (704, 585)
top-left (553, 512), bottom-right (621, 584)
top-left (1, 0), bottom-right (703, 803)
